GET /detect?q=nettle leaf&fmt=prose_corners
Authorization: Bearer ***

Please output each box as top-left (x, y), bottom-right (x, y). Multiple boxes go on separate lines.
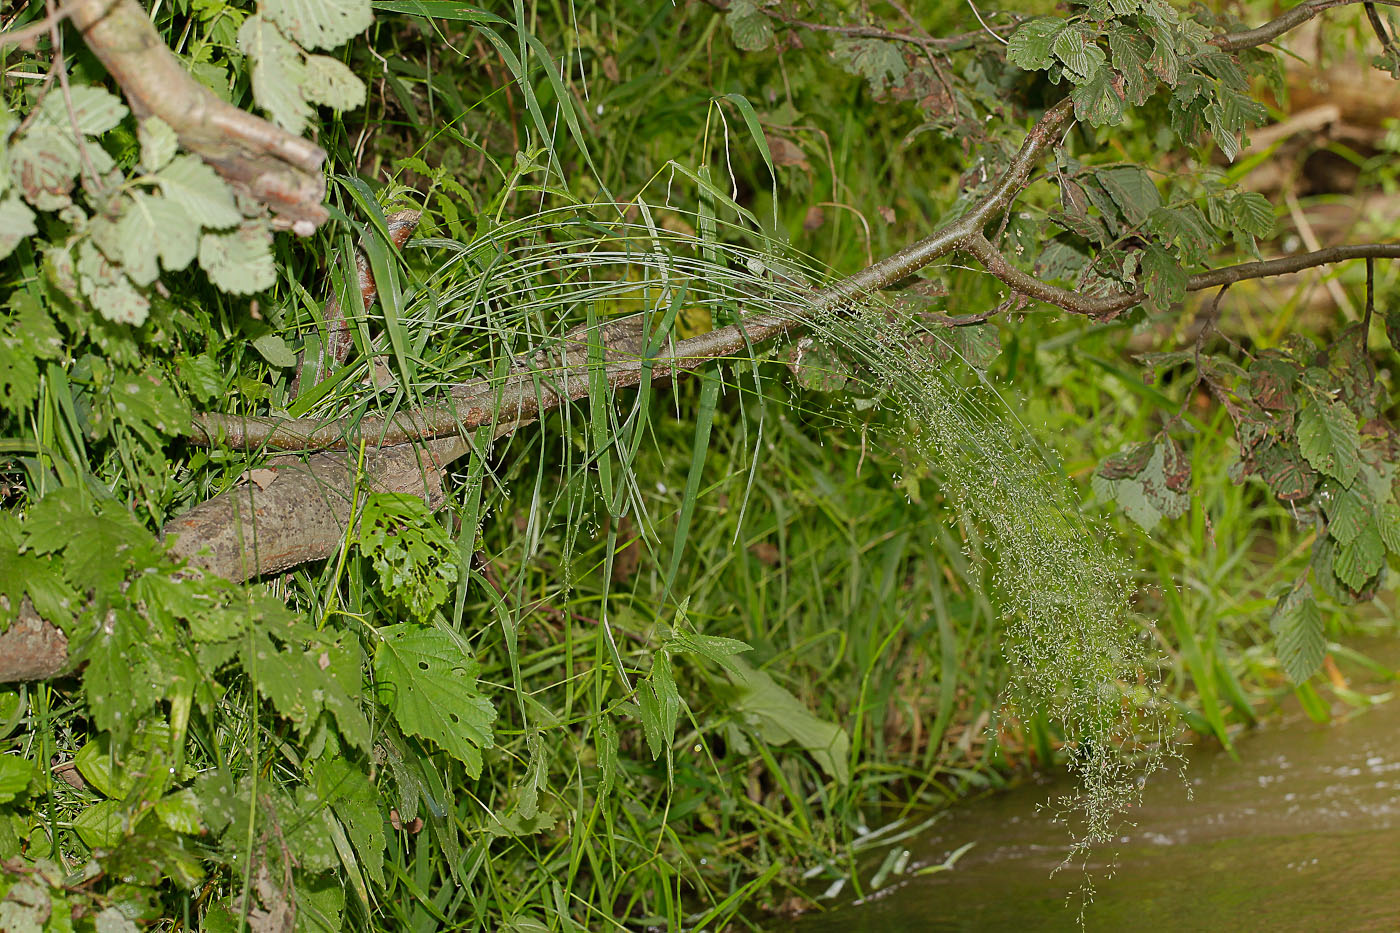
top-left (239, 15), bottom-right (311, 133)
top-left (137, 117), bottom-right (178, 172)
top-left (301, 54), bottom-right (367, 111)
top-left (0, 193), bottom-right (36, 261)
top-left (313, 755), bottom-right (384, 885)
top-left (1333, 525), bottom-right (1385, 591)
top-left (199, 222), bottom-right (277, 294)
top-left (90, 370), bottom-right (192, 450)
top-left (832, 38), bottom-right (908, 95)
top-left (1297, 395), bottom-right (1361, 487)
top-left (1270, 583), bottom-right (1324, 684)
top-left (726, 659), bottom-right (850, 785)
top-left (265, 0), bottom-right (373, 50)
top-left (725, 0), bottom-right (773, 52)
top-left (1051, 26), bottom-right (1106, 83)
top-left (1008, 17), bottom-right (1064, 71)
top-left (374, 625), bottom-right (497, 777)
top-left (156, 155), bottom-right (240, 229)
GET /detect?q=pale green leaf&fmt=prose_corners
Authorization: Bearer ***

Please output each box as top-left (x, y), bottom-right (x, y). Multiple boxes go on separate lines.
top-left (302, 54), bottom-right (367, 111)
top-left (832, 37), bottom-right (908, 94)
top-left (314, 755), bottom-right (384, 884)
top-left (0, 194), bottom-right (36, 261)
top-left (9, 126), bottom-right (80, 210)
top-left (238, 15), bottom-right (310, 133)
top-left (73, 799), bottom-right (125, 848)
top-left (1232, 191), bottom-right (1274, 238)
top-left (1297, 395), bottom-right (1361, 487)
top-left (1380, 502), bottom-right (1400, 555)
top-left (154, 788), bottom-right (204, 835)
top-left (374, 625), bottom-right (496, 776)
top-left (36, 85), bottom-right (127, 135)
top-left (1270, 583), bottom-right (1324, 684)
top-left (727, 659), bottom-right (850, 785)
top-left (266, 0), bottom-right (373, 50)
top-left (199, 222), bottom-right (277, 294)
top-left (1096, 165), bottom-right (1162, 225)
top-left (252, 333), bottom-right (298, 368)
top-left (0, 756), bottom-right (34, 805)
top-left (109, 192), bottom-right (200, 285)
top-left (726, 1), bottom-right (773, 52)
top-left (156, 155), bottom-right (241, 229)
top-left (137, 117), bottom-right (179, 172)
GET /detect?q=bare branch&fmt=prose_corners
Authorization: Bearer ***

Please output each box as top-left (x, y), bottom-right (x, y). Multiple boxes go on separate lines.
top-left (1213, 0), bottom-right (1400, 51)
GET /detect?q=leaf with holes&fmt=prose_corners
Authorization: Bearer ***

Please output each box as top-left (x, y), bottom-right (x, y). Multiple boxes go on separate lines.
top-left (1008, 18), bottom-right (1063, 71)
top-left (302, 54), bottom-right (366, 111)
top-left (374, 625), bottom-right (496, 776)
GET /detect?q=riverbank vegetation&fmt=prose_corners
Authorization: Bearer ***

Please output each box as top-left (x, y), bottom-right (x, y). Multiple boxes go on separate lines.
top-left (1, 0), bottom-right (1398, 928)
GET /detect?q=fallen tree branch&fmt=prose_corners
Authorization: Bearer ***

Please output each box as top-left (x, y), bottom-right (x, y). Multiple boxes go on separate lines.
top-left (64, 0), bottom-right (328, 232)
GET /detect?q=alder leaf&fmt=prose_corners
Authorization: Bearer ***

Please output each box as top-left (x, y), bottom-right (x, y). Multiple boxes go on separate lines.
top-left (109, 192), bottom-right (200, 286)
top-left (302, 54), bottom-right (367, 111)
top-left (137, 117), bottom-right (179, 172)
top-left (0, 194), bottom-right (36, 261)
top-left (199, 222), bottom-right (277, 294)
top-left (374, 625), bottom-right (497, 777)
top-left (725, 0), bottom-right (773, 52)
top-left (35, 85), bottom-right (127, 135)
top-left (265, 0), bottom-right (373, 50)
top-left (1052, 26), bottom-right (1107, 83)
top-left (1270, 583), bottom-right (1324, 684)
top-left (1008, 18), bottom-right (1064, 71)
top-left (238, 15), bottom-right (311, 133)
top-left (156, 155), bottom-right (241, 229)
top-left (1297, 395), bottom-right (1361, 488)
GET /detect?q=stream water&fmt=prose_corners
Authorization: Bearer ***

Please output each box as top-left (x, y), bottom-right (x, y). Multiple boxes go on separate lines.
top-left (792, 652), bottom-right (1400, 931)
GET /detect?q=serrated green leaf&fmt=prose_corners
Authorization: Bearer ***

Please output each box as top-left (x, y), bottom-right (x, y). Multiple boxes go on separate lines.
top-left (74, 799), bottom-right (126, 848)
top-left (1097, 166), bottom-right (1161, 225)
top-left (199, 222), bottom-right (277, 294)
top-left (1232, 191), bottom-right (1274, 238)
top-left (1140, 244), bottom-right (1185, 309)
top-left (637, 652), bottom-right (681, 765)
top-left (108, 192), bottom-right (200, 286)
top-left (252, 332), bottom-right (298, 368)
top-left (302, 54), bottom-right (367, 110)
top-left (0, 293), bottom-right (63, 414)
top-left (1052, 27), bottom-right (1106, 83)
top-left (1070, 68), bottom-right (1124, 126)
top-left (153, 788), bottom-right (203, 835)
top-left (1380, 502), bottom-right (1400, 554)
top-left (0, 756), bottom-right (34, 805)
top-left (1324, 486), bottom-right (1372, 546)
top-left (314, 755), bottom-right (384, 884)
top-left (91, 370), bottom-right (192, 450)
top-left (1297, 395), bottom-right (1361, 487)
top-left (832, 38), bottom-right (908, 94)
top-left (35, 85), bottom-right (128, 135)
top-left (0, 194), bottom-right (36, 261)
top-left (238, 16), bottom-right (311, 133)
top-left (1270, 583), bottom-right (1324, 684)
top-left (374, 625), bottom-right (496, 776)
top-left (9, 125), bottom-right (81, 210)
top-left (266, 0), bottom-right (373, 50)
top-left (137, 117), bottom-right (178, 172)
top-left (727, 659), bottom-right (850, 785)
top-left (1008, 18), bottom-right (1064, 71)
top-left (726, 1), bottom-right (773, 52)
top-left (155, 155), bottom-right (241, 229)
top-left (1334, 525), bottom-right (1385, 590)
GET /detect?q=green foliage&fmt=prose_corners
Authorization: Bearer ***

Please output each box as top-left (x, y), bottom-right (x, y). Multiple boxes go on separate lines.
top-left (357, 492), bottom-right (459, 620)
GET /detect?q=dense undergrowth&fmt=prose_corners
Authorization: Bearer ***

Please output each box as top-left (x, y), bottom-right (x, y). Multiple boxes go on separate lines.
top-left (1, 0), bottom-right (1399, 930)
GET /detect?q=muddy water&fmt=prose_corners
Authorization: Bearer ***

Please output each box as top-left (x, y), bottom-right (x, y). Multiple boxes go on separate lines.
top-left (795, 664), bottom-right (1400, 931)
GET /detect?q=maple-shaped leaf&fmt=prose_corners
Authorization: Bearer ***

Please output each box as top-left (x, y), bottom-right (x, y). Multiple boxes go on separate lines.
top-left (374, 625), bottom-right (496, 777)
